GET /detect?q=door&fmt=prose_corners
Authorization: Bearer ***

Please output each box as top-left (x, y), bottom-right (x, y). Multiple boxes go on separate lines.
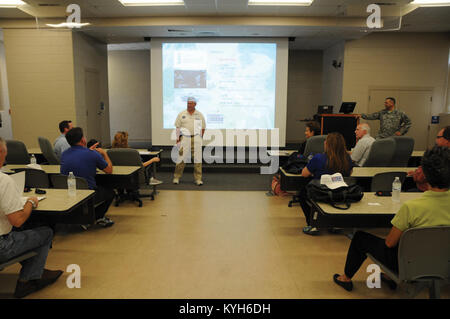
top-left (85, 69), bottom-right (102, 141)
top-left (368, 88), bottom-right (432, 150)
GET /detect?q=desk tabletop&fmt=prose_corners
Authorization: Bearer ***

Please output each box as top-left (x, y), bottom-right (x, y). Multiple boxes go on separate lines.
top-left (351, 167), bottom-right (416, 177)
top-left (28, 147), bottom-right (42, 155)
top-left (97, 166), bottom-right (141, 175)
top-left (315, 192), bottom-right (421, 215)
top-left (136, 149), bottom-right (163, 156)
top-left (4, 164), bottom-right (60, 174)
top-left (280, 167), bottom-right (416, 178)
top-left (24, 188), bottom-right (95, 212)
top-left (411, 150), bottom-right (424, 158)
top-left (267, 150), bottom-right (297, 157)
top-left (3, 164), bottom-right (141, 176)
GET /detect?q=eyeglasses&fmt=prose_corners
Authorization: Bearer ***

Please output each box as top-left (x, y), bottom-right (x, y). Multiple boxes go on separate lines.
top-left (436, 135), bottom-right (446, 139)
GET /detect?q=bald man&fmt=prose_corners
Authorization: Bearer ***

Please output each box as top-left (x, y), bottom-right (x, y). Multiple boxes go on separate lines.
top-left (350, 123), bottom-right (375, 167)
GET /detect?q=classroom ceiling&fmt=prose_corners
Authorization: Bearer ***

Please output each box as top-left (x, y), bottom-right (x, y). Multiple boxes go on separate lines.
top-left (0, 0), bottom-right (449, 50)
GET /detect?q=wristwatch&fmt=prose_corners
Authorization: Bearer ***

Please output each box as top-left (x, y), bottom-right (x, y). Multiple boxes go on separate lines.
top-left (27, 199), bottom-right (37, 209)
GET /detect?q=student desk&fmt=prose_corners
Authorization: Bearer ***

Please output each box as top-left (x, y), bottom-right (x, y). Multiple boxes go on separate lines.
top-left (3, 164), bottom-right (141, 192)
top-left (309, 192), bottom-right (421, 230)
top-left (136, 149), bottom-right (163, 180)
top-left (279, 167), bottom-right (417, 191)
top-left (24, 188), bottom-right (96, 225)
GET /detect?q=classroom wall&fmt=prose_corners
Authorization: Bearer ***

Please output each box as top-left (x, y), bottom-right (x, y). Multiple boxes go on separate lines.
top-left (286, 50), bottom-right (323, 143)
top-left (106, 48), bottom-right (322, 144)
top-left (341, 32), bottom-right (450, 144)
top-left (0, 30), bottom-right (13, 139)
top-left (3, 29), bottom-right (76, 147)
top-left (72, 32), bottom-right (111, 145)
top-left (321, 41), bottom-right (345, 111)
top-left (108, 49), bottom-right (151, 143)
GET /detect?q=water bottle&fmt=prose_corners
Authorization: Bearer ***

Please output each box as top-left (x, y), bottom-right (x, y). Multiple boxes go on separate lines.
top-left (30, 154), bottom-right (37, 165)
top-left (392, 177), bottom-right (401, 203)
top-left (67, 172), bottom-right (76, 197)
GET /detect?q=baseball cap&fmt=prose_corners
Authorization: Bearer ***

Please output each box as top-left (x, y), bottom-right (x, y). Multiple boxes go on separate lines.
top-left (187, 97), bottom-right (197, 103)
top-left (320, 173), bottom-right (348, 190)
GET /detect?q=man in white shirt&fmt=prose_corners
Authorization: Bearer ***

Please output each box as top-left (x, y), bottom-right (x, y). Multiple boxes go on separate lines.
top-left (0, 137), bottom-right (62, 298)
top-left (350, 123), bottom-right (375, 167)
top-left (173, 97), bottom-right (206, 186)
top-left (54, 120), bottom-right (73, 159)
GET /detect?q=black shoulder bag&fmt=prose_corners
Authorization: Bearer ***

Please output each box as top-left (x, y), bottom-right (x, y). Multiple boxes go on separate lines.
top-left (306, 179), bottom-right (364, 210)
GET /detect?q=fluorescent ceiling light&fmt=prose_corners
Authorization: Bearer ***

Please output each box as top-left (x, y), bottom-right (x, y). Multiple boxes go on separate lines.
top-left (118, 0), bottom-right (184, 6)
top-left (248, 0), bottom-right (313, 6)
top-left (0, 0), bottom-right (25, 8)
top-left (410, 0), bottom-right (450, 6)
top-left (46, 22), bottom-right (91, 28)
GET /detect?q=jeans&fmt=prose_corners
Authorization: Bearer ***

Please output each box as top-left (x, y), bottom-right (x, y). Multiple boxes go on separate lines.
top-left (0, 226), bottom-right (53, 281)
top-left (344, 231), bottom-right (399, 278)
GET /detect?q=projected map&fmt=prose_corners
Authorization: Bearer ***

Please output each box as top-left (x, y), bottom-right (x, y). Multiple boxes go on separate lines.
top-left (162, 42), bottom-right (277, 129)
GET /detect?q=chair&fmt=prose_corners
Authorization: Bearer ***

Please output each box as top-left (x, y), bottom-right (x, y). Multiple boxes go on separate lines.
top-left (50, 174), bottom-right (89, 190)
top-left (367, 226), bottom-right (450, 299)
top-left (363, 138), bottom-right (396, 167)
top-left (370, 172), bottom-right (407, 192)
top-left (5, 140), bottom-right (30, 164)
top-left (107, 148), bottom-right (154, 207)
top-left (0, 251), bottom-right (38, 272)
top-left (12, 168), bottom-right (50, 188)
top-left (127, 141), bottom-right (152, 150)
top-left (38, 137), bottom-right (60, 165)
top-left (390, 136), bottom-right (415, 167)
top-left (303, 135), bottom-right (327, 158)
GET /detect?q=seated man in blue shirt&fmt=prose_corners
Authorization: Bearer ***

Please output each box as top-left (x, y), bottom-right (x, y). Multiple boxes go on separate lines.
top-left (60, 127), bottom-right (115, 228)
top-left (54, 120), bottom-right (73, 159)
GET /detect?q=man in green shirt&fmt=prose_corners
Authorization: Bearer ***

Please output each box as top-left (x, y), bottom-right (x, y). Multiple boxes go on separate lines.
top-left (333, 146), bottom-right (450, 292)
top-left (360, 97), bottom-right (412, 139)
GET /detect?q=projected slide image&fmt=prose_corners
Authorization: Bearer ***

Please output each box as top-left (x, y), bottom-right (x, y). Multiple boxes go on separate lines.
top-left (174, 70), bottom-right (207, 88)
top-left (163, 42), bottom-right (277, 130)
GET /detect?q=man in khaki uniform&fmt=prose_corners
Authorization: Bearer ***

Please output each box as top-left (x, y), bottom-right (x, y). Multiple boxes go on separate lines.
top-left (173, 97), bottom-right (206, 186)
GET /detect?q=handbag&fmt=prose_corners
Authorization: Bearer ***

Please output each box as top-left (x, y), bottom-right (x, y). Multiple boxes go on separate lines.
top-left (306, 178), bottom-right (364, 210)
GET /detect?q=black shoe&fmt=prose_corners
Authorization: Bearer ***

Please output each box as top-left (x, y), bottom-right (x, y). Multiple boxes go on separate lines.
top-left (14, 269), bottom-right (63, 298)
top-left (381, 273), bottom-right (397, 290)
top-left (333, 274), bottom-right (353, 292)
top-left (36, 269), bottom-right (63, 289)
top-left (14, 280), bottom-right (40, 298)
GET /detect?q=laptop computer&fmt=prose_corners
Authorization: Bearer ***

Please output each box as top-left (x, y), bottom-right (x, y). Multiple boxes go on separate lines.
top-left (339, 102), bottom-right (356, 114)
top-left (317, 105), bottom-right (333, 114)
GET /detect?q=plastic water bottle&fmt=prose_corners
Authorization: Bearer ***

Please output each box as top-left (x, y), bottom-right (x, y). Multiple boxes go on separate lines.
top-left (30, 154), bottom-right (37, 165)
top-left (392, 177), bottom-right (401, 203)
top-left (67, 172), bottom-right (76, 197)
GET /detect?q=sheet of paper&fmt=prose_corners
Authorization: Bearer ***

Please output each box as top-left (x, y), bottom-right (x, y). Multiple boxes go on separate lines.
top-left (368, 202), bottom-right (382, 206)
top-left (10, 171), bottom-right (25, 193)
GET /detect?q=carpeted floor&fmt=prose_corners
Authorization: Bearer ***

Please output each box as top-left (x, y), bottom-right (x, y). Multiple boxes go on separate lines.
top-left (151, 170), bottom-right (273, 191)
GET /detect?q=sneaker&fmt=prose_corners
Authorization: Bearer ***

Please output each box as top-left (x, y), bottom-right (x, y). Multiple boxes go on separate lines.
top-left (195, 180), bottom-right (203, 186)
top-left (96, 217), bottom-right (114, 228)
top-left (150, 177), bottom-right (163, 185)
top-left (173, 178), bottom-right (179, 184)
top-left (303, 225), bottom-right (319, 236)
top-left (14, 269), bottom-right (63, 298)
top-left (80, 224), bottom-right (90, 231)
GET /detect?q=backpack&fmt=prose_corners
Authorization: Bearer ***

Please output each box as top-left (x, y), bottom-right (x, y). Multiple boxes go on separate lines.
top-left (282, 152), bottom-right (308, 174)
top-left (271, 175), bottom-right (291, 196)
top-left (306, 178), bottom-right (364, 210)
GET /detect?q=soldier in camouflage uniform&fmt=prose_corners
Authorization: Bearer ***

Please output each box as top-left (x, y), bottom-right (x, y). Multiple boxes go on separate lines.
top-left (360, 97), bottom-right (412, 139)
